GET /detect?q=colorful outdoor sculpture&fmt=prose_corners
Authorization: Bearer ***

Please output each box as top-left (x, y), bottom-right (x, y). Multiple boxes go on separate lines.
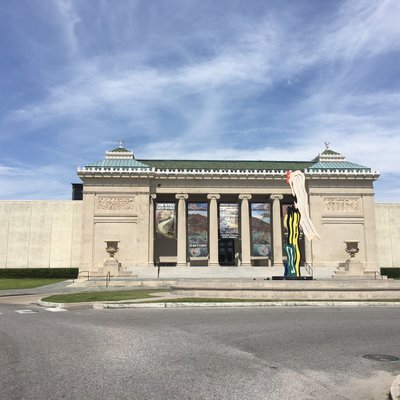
top-left (285, 170), bottom-right (319, 241)
top-left (283, 206), bottom-right (301, 277)
top-left (284, 170), bottom-right (319, 277)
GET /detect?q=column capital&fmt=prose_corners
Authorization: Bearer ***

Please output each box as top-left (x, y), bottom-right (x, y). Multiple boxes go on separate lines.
top-left (270, 194), bottom-right (283, 201)
top-left (239, 194), bottom-right (252, 200)
top-left (207, 193), bottom-right (221, 200)
top-left (150, 194), bottom-right (157, 200)
top-left (175, 193), bottom-right (189, 200)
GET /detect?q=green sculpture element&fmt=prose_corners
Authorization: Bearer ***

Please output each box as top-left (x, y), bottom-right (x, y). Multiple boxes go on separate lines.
top-left (284, 206), bottom-right (301, 277)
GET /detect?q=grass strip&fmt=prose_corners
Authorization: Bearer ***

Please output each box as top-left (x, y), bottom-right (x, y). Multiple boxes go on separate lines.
top-left (0, 278), bottom-right (66, 290)
top-left (42, 289), bottom-right (168, 303)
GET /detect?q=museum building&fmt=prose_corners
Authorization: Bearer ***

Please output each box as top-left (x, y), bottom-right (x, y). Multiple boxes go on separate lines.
top-left (76, 143), bottom-right (381, 275)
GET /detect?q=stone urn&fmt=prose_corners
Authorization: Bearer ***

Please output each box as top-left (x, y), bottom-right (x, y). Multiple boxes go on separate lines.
top-left (344, 241), bottom-right (359, 259)
top-left (105, 241), bottom-right (119, 258)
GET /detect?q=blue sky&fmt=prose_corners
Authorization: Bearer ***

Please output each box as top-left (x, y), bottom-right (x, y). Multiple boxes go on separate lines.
top-left (0, 0), bottom-right (399, 201)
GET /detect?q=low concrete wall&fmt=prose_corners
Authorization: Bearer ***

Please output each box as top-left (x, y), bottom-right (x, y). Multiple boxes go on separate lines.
top-left (0, 201), bottom-right (82, 268)
top-left (375, 203), bottom-right (400, 268)
top-left (171, 280), bottom-right (400, 300)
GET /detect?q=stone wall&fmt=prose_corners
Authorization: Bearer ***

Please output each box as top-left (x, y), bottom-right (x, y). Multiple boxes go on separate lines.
top-left (375, 203), bottom-right (400, 268)
top-left (0, 200), bottom-right (398, 270)
top-left (0, 201), bottom-right (82, 269)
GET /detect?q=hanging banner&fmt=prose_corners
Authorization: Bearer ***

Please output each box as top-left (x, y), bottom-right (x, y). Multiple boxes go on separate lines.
top-left (219, 203), bottom-right (239, 239)
top-left (155, 202), bottom-right (176, 239)
top-left (250, 203), bottom-right (272, 256)
top-left (187, 203), bottom-right (208, 257)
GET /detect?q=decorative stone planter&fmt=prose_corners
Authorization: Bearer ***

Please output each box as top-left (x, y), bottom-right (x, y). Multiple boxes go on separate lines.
top-left (344, 241), bottom-right (359, 259)
top-left (103, 241), bottom-right (120, 276)
top-left (105, 241), bottom-right (119, 258)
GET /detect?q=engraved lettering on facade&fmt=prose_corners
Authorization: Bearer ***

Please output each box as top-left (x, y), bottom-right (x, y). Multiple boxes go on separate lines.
top-left (324, 197), bottom-right (360, 212)
top-left (97, 197), bottom-right (136, 211)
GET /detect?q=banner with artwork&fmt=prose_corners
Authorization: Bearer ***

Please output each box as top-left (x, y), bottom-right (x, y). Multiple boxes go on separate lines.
top-left (155, 202), bottom-right (176, 239)
top-left (187, 203), bottom-right (208, 257)
top-left (250, 203), bottom-right (272, 256)
top-left (219, 203), bottom-right (239, 238)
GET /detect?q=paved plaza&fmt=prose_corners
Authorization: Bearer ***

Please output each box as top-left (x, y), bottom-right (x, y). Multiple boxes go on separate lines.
top-left (1, 300), bottom-right (399, 400)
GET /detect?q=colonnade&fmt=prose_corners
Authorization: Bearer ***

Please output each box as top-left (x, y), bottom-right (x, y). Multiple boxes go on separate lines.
top-left (149, 193), bottom-right (288, 267)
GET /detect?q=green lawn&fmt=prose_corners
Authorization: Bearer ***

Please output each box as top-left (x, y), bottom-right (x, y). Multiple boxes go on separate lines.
top-left (42, 289), bottom-right (168, 303)
top-left (0, 278), bottom-right (66, 290)
top-left (42, 292), bottom-right (400, 304)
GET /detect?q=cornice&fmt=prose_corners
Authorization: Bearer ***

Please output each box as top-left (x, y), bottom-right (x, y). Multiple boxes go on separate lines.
top-left (77, 167), bottom-right (379, 181)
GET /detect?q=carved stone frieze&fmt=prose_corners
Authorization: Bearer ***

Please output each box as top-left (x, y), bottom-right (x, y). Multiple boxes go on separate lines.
top-left (96, 196), bottom-right (136, 211)
top-left (324, 197), bottom-right (360, 213)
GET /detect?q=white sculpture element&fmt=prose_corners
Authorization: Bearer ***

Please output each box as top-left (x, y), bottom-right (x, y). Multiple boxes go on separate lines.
top-left (286, 170), bottom-right (320, 241)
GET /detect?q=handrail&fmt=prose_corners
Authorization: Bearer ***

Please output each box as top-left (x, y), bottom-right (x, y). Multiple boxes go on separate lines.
top-left (78, 271), bottom-right (90, 281)
top-left (105, 271), bottom-right (111, 287)
top-left (304, 263), bottom-right (314, 279)
top-left (157, 262), bottom-right (161, 279)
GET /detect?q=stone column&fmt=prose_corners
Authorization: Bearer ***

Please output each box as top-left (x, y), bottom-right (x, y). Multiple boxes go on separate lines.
top-left (270, 194), bottom-right (284, 266)
top-left (175, 193), bottom-right (189, 267)
top-left (207, 194), bottom-right (220, 267)
top-left (304, 239), bottom-right (312, 266)
top-left (239, 194), bottom-right (252, 267)
top-left (148, 194), bottom-right (156, 267)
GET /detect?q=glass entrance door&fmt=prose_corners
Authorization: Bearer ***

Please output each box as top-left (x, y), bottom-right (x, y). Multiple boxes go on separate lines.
top-left (218, 238), bottom-right (235, 266)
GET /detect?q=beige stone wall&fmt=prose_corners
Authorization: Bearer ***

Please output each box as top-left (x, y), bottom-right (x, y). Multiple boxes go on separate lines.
top-left (0, 201), bottom-right (82, 268)
top-left (375, 203), bottom-right (400, 268)
top-left (78, 173), bottom-right (382, 272)
top-left (80, 183), bottom-right (151, 272)
top-left (307, 180), bottom-right (379, 271)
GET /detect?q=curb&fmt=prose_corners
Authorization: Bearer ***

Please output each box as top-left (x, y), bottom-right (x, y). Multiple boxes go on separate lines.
top-left (37, 300), bottom-right (95, 310)
top-left (38, 299), bottom-right (400, 309)
top-left (93, 301), bottom-right (400, 310)
top-left (391, 374), bottom-right (400, 400)
top-left (95, 301), bottom-right (400, 309)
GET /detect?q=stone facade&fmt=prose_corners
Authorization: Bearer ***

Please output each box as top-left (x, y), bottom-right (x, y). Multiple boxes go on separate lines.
top-left (0, 146), bottom-right (397, 275)
top-left (76, 145), bottom-right (382, 274)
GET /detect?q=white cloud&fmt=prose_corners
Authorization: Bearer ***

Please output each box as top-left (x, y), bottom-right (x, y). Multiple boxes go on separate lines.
top-left (2, 1), bottom-right (400, 200)
top-left (318, 0), bottom-right (400, 61)
top-left (54, 0), bottom-right (81, 55)
top-left (0, 163), bottom-right (73, 200)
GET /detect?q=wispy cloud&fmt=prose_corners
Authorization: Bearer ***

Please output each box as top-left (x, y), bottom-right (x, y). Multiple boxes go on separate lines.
top-left (0, 163), bottom-right (73, 199)
top-left (0, 0), bottom-right (399, 200)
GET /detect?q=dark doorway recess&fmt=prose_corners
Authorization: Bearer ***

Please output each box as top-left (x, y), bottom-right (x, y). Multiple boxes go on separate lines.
top-left (219, 238), bottom-right (235, 266)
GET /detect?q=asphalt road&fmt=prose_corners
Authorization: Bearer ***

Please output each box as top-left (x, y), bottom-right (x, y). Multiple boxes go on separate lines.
top-left (0, 301), bottom-right (399, 400)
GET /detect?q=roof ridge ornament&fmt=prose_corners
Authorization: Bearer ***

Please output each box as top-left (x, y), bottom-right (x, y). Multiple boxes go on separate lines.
top-left (105, 140), bottom-right (135, 160)
top-left (325, 140), bottom-right (330, 150)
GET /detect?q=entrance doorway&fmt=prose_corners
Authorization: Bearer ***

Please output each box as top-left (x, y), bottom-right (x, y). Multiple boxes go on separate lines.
top-left (218, 238), bottom-right (235, 266)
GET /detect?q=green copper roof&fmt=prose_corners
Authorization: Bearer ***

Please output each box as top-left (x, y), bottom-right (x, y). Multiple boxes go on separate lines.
top-left (308, 161), bottom-right (371, 171)
top-left (110, 147), bottom-right (131, 152)
top-left (83, 142), bottom-right (375, 174)
top-left (86, 159), bottom-right (149, 169)
top-left (139, 160), bottom-right (314, 171)
top-left (83, 158), bottom-right (373, 172)
top-left (321, 149), bottom-right (341, 155)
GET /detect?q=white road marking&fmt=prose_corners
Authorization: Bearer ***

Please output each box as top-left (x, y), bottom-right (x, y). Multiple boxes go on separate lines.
top-left (45, 308), bottom-right (67, 312)
top-left (15, 309), bottom-right (38, 314)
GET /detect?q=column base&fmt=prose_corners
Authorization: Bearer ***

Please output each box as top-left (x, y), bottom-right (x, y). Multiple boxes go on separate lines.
top-left (272, 262), bottom-right (284, 267)
top-left (208, 262), bottom-right (220, 267)
top-left (240, 263), bottom-right (252, 267)
top-left (176, 262), bottom-right (189, 268)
